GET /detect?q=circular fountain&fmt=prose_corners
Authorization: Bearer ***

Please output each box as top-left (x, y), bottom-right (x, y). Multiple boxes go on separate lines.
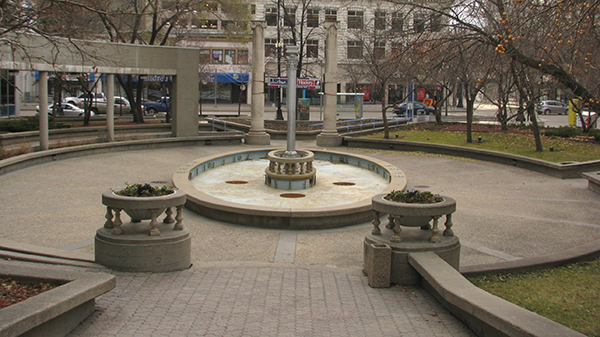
top-left (173, 46), bottom-right (406, 229)
top-left (173, 148), bottom-right (406, 229)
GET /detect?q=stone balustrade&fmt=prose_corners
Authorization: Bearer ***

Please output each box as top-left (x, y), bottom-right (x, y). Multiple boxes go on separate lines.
top-left (265, 150), bottom-right (317, 190)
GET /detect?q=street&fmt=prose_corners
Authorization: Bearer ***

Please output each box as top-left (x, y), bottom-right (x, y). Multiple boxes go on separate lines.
top-left (14, 102), bottom-right (571, 127)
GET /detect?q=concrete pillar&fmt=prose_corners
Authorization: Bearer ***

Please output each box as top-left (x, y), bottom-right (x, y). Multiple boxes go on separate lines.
top-left (172, 48), bottom-right (200, 137)
top-left (39, 71), bottom-right (49, 151)
top-left (106, 74), bottom-right (115, 142)
top-left (317, 22), bottom-right (342, 147)
top-left (14, 71), bottom-right (22, 116)
top-left (245, 21), bottom-right (271, 145)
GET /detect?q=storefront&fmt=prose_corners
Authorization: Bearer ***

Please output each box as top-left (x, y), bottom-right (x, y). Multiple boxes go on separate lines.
top-left (199, 72), bottom-right (249, 104)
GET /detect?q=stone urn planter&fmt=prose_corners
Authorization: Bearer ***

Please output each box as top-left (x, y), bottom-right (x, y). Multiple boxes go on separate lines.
top-left (102, 186), bottom-right (187, 236)
top-left (371, 192), bottom-right (456, 243)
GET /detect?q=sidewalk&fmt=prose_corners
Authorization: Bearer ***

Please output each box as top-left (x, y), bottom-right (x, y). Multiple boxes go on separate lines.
top-left (1, 140), bottom-right (598, 335)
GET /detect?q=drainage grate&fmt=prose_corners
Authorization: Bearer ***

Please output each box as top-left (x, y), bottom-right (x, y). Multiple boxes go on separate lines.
top-left (280, 193), bottom-right (306, 198)
top-left (226, 181), bottom-right (249, 184)
top-left (333, 182), bottom-right (356, 186)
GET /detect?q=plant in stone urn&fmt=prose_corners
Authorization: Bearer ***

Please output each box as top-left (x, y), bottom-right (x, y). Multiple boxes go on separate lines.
top-left (371, 190), bottom-right (456, 243)
top-left (114, 182), bottom-right (175, 197)
top-left (384, 190), bottom-right (443, 204)
top-left (102, 182), bottom-right (187, 236)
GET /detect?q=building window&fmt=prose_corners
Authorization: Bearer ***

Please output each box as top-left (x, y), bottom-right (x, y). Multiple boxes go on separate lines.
top-left (347, 41), bottom-right (362, 59)
top-left (265, 38), bottom-right (277, 57)
top-left (391, 42), bottom-right (403, 55)
top-left (212, 49), bottom-right (223, 63)
top-left (325, 9), bottom-right (337, 22)
top-left (306, 40), bottom-right (318, 58)
top-left (201, 2), bottom-right (218, 11)
top-left (284, 7), bottom-right (296, 27)
top-left (199, 49), bottom-right (211, 63)
top-left (250, 4), bottom-right (256, 15)
top-left (347, 10), bottom-right (363, 29)
top-left (265, 7), bottom-right (277, 26)
top-left (307, 8), bottom-right (319, 27)
top-left (430, 15), bottom-right (442, 32)
top-left (414, 14), bottom-right (426, 33)
top-left (194, 18), bottom-right (218, 29)
top-left (375, 11), bottom-right (386, 30)
top-left (392, 12), bottom-right (404, 32)
top-left (222, 20), bottom-right (235, 30)
top-left (225, 50), bottom-right (236, 64)
top-left (238, 49), bottom-right (249, 64)
top-left (374, 42), bottom-right (386, 59)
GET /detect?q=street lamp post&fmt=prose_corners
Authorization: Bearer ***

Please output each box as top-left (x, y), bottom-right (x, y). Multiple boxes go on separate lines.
top-left (275, 0), bottom-right (284, 120)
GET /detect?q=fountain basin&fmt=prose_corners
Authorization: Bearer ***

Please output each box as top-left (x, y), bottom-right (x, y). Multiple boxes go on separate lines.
top-left (173, 148), bottom-right (407, 229)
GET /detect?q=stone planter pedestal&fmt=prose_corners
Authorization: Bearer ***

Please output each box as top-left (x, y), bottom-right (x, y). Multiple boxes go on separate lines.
top-left (364, 193), bottom-right (460, 286)
top-left (95, 189), bottom-right (191, 272)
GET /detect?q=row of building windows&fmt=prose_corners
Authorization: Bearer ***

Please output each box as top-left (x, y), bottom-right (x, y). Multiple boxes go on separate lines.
top-left (199, 49), bottom-right (249, 64)
top-left (197, 41), bottom-right (409, 64)
top-left (263, 7), bottom-right (442, 32)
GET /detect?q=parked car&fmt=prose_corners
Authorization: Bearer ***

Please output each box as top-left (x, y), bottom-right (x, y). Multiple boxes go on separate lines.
top-left (36, 103), bottom-right (94, 117)
top-left (64, 92), bottom-right (107, 106)
top-left (88, 97), bottom-right (132, 114)
top-left (142, 97), bottom-right (170, 115)
top-left (536, 100), bottom-right (568, 115)
top-left (393, 102), bottom-right (435, 116)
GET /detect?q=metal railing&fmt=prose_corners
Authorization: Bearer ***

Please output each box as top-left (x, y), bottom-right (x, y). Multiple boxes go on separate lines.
top-left (211, 117), bottom-right (227, 131)
top-left (307, 116), bottom-right (414, 132)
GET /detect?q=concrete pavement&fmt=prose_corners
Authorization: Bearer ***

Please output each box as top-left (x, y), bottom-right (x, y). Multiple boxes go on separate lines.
top-left (1, 139), bottom-right (598, 336)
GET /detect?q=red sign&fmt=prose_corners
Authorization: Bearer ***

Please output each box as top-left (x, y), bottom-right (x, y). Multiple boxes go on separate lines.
top-left (296, 78), bottom-right (321, 89)
top-left (417, 88), bottom-right (426, 100)
top-left (361, 87), bottom-right (370, 100)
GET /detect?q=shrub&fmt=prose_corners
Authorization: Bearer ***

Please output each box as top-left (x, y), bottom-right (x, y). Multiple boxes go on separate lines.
top-left (115, 183), bottom-right (175, 197)
top-left (588, 128), bottom-right (600, 141)
top-left (384, 190), bottom-right (443, 204)
top-left (0, 116), bottom-right (70, 132)
top-left (543, 126), bottom-right (582, 138)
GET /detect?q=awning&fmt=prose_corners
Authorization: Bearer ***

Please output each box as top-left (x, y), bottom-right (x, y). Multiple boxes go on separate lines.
top-left (203, 72), bottom-right (249, 84)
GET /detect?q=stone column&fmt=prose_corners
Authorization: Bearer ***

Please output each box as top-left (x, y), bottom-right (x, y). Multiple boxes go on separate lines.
top-left (246, 21), bottom-right (271, 145)
top-left (284, 46), bottom-right (299, 158)
top-left (39, 71), bottom-right (49, 151)
top-left (317, 22), bottom-right (342, 147)
top-left (106, 74), bottom-right (115, 142)
top-left (14, 71), bottom-right (22, 116)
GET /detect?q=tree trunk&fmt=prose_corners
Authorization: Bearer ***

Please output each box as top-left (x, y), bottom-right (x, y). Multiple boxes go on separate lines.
top-left (527, 103), bottom-right (543, 152)
top-left (382, 84), bottom-right (389, 139)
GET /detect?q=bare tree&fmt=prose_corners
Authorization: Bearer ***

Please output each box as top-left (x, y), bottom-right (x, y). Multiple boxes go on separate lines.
top-left (387, 0), bottom-right (600, 128)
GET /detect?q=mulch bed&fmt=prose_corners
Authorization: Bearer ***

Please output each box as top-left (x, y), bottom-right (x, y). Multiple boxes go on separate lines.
top-left (0, 277), bottom-right (58, 309)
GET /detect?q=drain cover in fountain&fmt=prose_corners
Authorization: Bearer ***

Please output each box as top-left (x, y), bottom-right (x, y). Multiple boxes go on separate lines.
top-left (226, 181), bottom-right (249, 184)
top-left (333, 182), bottom-right (356, 186)
top-left (280, 193), bottom-right (306, 198)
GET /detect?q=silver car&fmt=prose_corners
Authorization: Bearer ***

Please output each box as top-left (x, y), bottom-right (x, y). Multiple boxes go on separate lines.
top-left (536, 100), bottom-right (568, 115)
top-left (36, 103), bottom-right (95, 117)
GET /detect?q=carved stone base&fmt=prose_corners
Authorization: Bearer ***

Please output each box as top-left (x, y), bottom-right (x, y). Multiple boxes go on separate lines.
top-left (316, 133), bottom-right (343, 147)
top-left (245, 132), bottom-right (271, 145)
top-left (364, 229), bottom-right (460, 286)
top-left (95, 225), bottom-right (191, 272)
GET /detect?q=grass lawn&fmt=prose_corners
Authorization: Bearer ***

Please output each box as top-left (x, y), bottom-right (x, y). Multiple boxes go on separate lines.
top-left (468, 258), bottom-right (600, 336)
top-left (365, 124), bottom-right (600, 163)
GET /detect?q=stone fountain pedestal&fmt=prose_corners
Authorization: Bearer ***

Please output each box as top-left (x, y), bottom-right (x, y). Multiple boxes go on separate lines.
top-left (95, 189), bottom-right (191, 272)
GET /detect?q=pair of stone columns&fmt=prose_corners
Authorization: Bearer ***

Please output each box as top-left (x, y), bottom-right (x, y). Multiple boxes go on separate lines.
top-left (37, 72), bottom-right (116, 151)
top-left (245, 21), bottom-right (342, 147)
